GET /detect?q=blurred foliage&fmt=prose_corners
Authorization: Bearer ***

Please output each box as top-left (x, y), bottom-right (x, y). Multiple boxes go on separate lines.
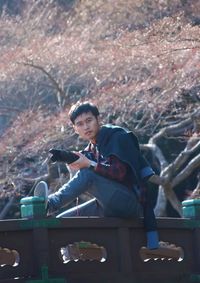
top-left (0, 0), bottom-right (199, 218)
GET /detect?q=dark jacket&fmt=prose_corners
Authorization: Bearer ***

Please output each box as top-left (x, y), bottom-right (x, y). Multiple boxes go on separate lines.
top-left (96, 124), bottom-right (157, 232)
top-left (96, 124), bottom-right (155, 186)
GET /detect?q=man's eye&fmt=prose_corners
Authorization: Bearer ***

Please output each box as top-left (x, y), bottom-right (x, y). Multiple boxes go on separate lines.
top-left (76, 123), bottom-right (83, 127)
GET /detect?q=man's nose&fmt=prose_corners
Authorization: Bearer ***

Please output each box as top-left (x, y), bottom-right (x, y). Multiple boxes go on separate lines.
top-left (83, 122), bottom-right (89, 130)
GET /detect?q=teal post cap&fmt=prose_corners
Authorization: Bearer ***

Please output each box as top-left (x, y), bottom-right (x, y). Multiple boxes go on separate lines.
top-left (20, 196), bottom-right (46, 205)
top-left (20, 196), bottom-right (46, 219)
top-left (182, 199), bottom-right (200, 220)
top-left (182, 199), bottom-right (200, 206)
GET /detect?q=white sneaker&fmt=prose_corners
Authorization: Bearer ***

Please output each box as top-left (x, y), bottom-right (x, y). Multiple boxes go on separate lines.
top-left (34, 181), bottom-right (48, 208)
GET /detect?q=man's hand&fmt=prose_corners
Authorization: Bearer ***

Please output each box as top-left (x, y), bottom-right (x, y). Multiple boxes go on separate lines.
top-left (68, 152), bottom-right (91, 171)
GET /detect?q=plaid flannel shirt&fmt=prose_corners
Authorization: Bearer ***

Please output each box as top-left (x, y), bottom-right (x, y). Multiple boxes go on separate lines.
top-left (84, 143), bottom-right (131, 187)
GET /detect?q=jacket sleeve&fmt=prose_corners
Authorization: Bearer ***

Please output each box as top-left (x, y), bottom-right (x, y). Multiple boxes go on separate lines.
top-left (139, 154), bottom-right (155, 180)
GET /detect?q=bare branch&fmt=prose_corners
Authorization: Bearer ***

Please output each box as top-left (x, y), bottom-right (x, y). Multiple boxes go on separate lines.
top-left (141, 143), bottom-right (168, 170)
top-left (135, 110), bottom-right (151, 130)
top-left (149, 107), bottom-right (200, 144)
top-left (164, 186), bottom-right (183, 216)
top-left (150, 118), bottom-right (191, 144)
top-left (156, 46), bottom-right (200, 57)
top-left (188, 173), bottom-right (200, 199)
top-left (0, 106), bottom-right (21, 112)
top-left (171, 153), bottom-right (200, 189)
top-left (0, 196), bottom-right (16, 220)
top-left (154, 187), bottom-right (167, 217)
top-left (20, 61), bottom-right (66, 108)
top-left (154, 184), bottom-right (183, 217)
top-left (142, 107), bottom-right (200, 217)
top-left (166, 139), bottom-right (200, 175)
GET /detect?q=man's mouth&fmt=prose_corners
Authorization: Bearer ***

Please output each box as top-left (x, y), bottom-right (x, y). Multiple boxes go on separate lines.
top-left (85, 131), bottom-right (92, 136)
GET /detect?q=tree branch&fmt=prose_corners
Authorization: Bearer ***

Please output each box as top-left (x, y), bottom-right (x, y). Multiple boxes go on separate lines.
top-left (171, 153), bottom-right (200, 189)
top-left (141, 143), bottom-right (168, 170)
top-left (188, 173), bottom-right (200, 199)
top-left (0, 196), bottom-right (16, 220)
top-left (164, 186), bottom-right (183, 216)
top-left (142, 107), bottom-right (200, 217)
top-left (166, 139), bottom-right (200, 176)
top-left (154, 187), bottom-right (167, 217)
top-left (149, 107), bottom-right (200, 144)
top-left (0, 106), bottom-right (21, 112)
top-left (20, 61), bottom-right (66, 108)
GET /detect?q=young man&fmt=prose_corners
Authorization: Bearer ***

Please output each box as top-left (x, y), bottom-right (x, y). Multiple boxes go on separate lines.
top-left (34, 101), bottom-right (181, 257)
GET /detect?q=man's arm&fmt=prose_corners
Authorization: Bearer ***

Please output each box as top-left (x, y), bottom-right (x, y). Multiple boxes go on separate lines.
top-left (139, 154), bottom-right (155, 180)
top-left (68, 152), bottom-right (127, 183)
top-left (94, 155), bottom-right (127, 182)
top-left (138, 154), bottom-right (166, 186)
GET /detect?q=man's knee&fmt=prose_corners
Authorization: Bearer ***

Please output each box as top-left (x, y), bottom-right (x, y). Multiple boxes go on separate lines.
top-left (79, 168), bottom-right (97, 178)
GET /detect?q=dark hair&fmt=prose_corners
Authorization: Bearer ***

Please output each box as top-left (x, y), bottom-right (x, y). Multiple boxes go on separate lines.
top-left (69, 101), bottom-right (99, 124)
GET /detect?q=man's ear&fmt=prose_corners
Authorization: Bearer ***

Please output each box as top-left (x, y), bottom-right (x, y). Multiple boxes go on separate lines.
top-left (73, 125), bottom-right (78, 134)
top-left (97, 116), bottom-right (101, 125)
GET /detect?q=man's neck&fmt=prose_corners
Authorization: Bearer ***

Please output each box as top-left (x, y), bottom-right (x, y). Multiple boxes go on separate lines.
top-left (90, 138), bottom-right (97, 144)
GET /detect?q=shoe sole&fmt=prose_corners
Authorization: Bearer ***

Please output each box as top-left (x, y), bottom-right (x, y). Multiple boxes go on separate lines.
top-left (34, 181), bottom-right (48, 207)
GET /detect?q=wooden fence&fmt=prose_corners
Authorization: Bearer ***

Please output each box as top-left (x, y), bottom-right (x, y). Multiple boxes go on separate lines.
top-left (0, 216), bottom-right (200, 283)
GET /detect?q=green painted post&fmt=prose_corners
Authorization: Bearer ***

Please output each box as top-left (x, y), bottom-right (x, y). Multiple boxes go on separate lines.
top-left (182, 199), bottom-right (200, 220)
top-left (26, 265), bottom-right (66, 283)
top-left (190, 274), bottom-right (200, 283)
top-left (20, 196), bottom-right (46, 218)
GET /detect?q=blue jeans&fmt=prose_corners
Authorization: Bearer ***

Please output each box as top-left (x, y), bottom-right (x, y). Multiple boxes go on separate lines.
top-left (48, 168), bottom-right (142, 218)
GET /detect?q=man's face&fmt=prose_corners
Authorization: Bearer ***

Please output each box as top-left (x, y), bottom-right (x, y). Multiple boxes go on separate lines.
top-left (73, 112), bottom-right (100, 143)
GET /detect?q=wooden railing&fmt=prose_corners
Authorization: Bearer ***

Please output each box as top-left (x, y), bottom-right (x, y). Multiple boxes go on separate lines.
top-left (0, 216), bottom-right (200, 283)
